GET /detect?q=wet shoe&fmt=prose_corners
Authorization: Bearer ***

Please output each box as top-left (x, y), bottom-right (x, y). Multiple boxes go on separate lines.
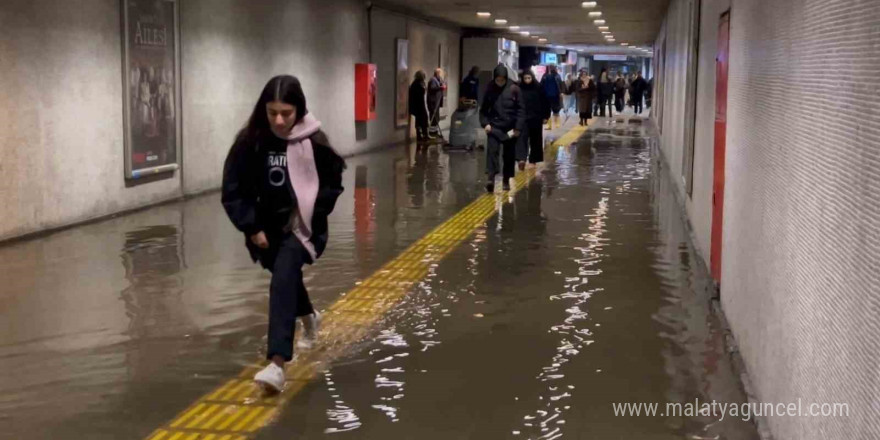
top-left (297, 311), bottom-right (321, 349)
top-left (502, 181), bottom-right (511, 192)
top-left (486, 182), bottom-right (495, 193)
top-left (254, 362), bottom-right (285, 394)
top-left (518, 161), bottom-right (526, 171)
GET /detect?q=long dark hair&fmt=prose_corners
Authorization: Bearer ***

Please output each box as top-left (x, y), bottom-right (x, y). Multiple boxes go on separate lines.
top-left (520, 70), bottom-right (537, 89)
top-left (237, 75), bottom-right (308, 145)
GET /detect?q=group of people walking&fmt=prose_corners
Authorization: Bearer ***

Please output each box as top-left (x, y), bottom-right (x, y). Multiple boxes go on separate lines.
top-left (409, 64), bottom-right (650, 194)
top-left (569, 69), bottom-right (649, 124)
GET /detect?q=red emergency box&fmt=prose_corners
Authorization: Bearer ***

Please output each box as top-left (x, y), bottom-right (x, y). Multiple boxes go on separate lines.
top-left (355, 63), bottom-right (377, 121)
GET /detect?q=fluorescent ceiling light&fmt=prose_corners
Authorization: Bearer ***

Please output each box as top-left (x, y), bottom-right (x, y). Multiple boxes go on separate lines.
top-left (495, 19), bottom-right (508, 24)
top-left (589, 12), bottom-right (602, 17)
top-left (531, 35), bottom-right (539, 39)
top-left (602, 31), bottom-right (611, 34)
top-left (607, 39), bottom-right (616, 42)
top-left (539, 38), bottom-right (548, 42)
top-left (477, 12), bottom-right (491, 17)
top-left (582, 2), bottom-right (597, 8)
top-left (598, 26), bottom-right (609, 30)
top-left (520, 31), bottom-right (530, 36)
top-left (594, 19), bottom-right (606, 25)
top-left (509, 26), bottom-right (520, 30)
top-left (621, 43), bottom-right (629, 46)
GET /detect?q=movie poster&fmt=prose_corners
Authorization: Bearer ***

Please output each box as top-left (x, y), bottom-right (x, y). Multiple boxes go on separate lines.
top-left (123, 0), bottom-right (179, 179)
top-left (395, 39), bottom-right (409, 128)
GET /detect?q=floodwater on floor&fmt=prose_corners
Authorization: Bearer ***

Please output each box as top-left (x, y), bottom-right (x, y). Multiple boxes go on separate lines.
top-left (0, 118), bottom-right (758, 439)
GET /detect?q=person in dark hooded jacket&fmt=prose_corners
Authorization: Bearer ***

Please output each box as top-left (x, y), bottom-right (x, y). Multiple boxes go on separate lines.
top-left (221, 75), bottom-right (346, 394)
top-left (480, 64), bottom-right (525, 193)
top-left (517, 70), bottom-right (550, 168)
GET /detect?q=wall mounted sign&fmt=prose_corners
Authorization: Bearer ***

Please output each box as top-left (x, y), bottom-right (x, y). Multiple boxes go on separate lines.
top-left (121, 0), bottom-right (181, 179)
top-left (395, 39), bottom-right (410, 128)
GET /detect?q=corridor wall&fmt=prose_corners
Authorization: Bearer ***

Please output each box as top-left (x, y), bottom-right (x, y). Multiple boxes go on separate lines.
top-left (655, 0), bottom-right (880, 438)
top-left (0, 0), bottom-right (461, 241)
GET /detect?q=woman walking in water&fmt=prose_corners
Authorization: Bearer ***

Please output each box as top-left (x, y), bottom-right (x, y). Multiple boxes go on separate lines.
top-left (222, 75), bottom-right (346, 393)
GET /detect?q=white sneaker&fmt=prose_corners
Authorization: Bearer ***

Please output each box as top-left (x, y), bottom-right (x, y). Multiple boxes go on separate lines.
top-left (254, 362), bottom-right (285, 393)
top-left (297, 311), bottom-right (321, 349)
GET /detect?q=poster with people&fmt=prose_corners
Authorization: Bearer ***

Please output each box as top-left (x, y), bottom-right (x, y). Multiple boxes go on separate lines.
top-left (395, 39), bottom-right (409, 128)
top-left (123, 0), bottom-right (179, 179)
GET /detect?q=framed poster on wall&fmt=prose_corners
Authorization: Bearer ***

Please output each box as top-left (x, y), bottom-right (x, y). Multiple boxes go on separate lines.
top-left (122, 0), bottom-right (181, 179)
top-left (395, 39), bottom-right (409, 128)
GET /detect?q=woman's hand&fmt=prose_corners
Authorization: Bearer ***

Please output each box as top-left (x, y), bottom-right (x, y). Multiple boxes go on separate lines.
top-left (250, 231), bottom-right (269, 249)
top-left (484, 124), bottom-right (492, 134)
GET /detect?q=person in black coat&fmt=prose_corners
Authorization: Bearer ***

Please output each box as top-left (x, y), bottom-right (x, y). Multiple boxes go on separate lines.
top-left (460, 65), bottom-right (480, 103)
top-left (480, 64), bottom-right (525, 193)
top-left (630, 72), bottom-right (648, 115)
top-left (597, 69), bottom-right (614, 117)
top-left (517, 70), bottom-right (551, 168)
top-left (613, 74), bottom-right (627, 113)
top-left (409, 70), bottom-right (429, 143)
top-left (221, 75), bottom-right (346, 393)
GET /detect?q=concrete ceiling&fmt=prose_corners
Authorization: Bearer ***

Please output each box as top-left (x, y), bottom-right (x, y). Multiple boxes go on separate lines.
top-left (374, 0), bottom-right (669, 54)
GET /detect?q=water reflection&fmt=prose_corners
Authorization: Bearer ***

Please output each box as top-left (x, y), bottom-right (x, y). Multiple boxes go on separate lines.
top-left (1, 123), bottom-right (759, 439)
top-left (277, 118), bottom-right (757, 439)
top-left (119, 225), bottom-right (187, 339)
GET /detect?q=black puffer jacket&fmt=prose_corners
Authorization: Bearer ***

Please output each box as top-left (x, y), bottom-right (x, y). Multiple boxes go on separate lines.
top-left (479, 65), bottom-right (526, 132)
top-left (222, 129), bottom-right (346, 265)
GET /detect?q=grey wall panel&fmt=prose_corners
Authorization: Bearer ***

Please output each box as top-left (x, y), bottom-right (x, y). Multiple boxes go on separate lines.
top-left (0, 0), bottom-right (461, 239)
top-left (368, 8), bottom-right (408, 147)
top-left (657, 0), bottom-right (880, 438)
top-left (722, 0), bottom-right (880, 438)
top-left (180, 0), bottom-right (369, 195)
top-left (0, 0), bottom-right (182, 241)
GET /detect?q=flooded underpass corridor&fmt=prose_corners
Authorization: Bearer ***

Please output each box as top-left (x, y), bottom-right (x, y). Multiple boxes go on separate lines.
top-left (1, 118), bottom-right (760, 440)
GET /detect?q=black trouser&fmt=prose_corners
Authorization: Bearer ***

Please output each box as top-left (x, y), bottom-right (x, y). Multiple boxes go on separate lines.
top-left (599, 95), bottom-right (613, 117)
top-left (414, 112), bottom-right (429, 140)
top-left (265, 233), bottom-right (314, 362)
top-left (633, 96), bottom-right (643, 114)
top-left (517, 119), bottom-right (544, 164)
top-left (486, 133), bottom-right (517, 181)
top-left (615, 95), bottom-right (625, 112)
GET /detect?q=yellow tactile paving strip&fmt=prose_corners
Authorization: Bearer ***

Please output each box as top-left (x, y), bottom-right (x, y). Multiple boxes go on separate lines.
top-left (144, 123), bottom-right (589, 440)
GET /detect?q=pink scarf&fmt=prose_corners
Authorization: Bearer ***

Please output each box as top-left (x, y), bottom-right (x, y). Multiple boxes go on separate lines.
top-left (285, 114), bottom-right (322, 260)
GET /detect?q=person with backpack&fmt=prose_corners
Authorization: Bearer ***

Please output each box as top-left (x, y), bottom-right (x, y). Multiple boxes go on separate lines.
top-left (540, 64), bottom-right (565, 130)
